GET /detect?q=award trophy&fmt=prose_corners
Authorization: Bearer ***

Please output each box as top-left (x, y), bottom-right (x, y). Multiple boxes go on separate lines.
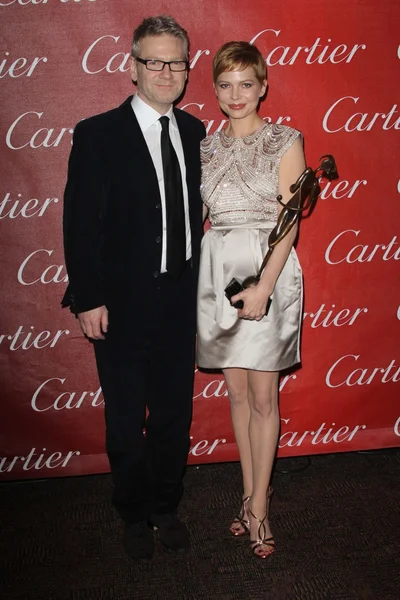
top-left (224, 154), bottom-right (338, 313)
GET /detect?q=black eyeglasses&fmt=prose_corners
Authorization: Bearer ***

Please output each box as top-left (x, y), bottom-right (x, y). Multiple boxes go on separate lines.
top-left (135, 57), bottom-right (188, 72)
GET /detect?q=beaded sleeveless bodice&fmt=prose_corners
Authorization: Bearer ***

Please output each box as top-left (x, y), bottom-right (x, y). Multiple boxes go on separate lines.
top-left (200, 123), bottom-right (300, 226)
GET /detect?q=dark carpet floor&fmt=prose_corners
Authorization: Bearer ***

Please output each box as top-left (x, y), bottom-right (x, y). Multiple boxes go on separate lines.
top-left (1, 450), bottom-right (400, 600)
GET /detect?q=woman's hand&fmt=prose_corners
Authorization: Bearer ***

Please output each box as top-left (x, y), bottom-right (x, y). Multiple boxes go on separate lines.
top-left (231, 282), bottom-right (273, 321)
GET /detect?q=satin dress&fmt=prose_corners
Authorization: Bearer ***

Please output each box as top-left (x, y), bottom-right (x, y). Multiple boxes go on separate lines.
top-left (197, 123), bottom-right (303, 371)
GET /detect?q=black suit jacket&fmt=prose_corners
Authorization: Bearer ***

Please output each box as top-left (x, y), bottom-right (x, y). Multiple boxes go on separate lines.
top-left (63, 96), bottom-right (206, 318)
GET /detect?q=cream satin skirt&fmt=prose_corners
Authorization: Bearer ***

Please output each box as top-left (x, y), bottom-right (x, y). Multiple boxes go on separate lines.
top-left (196, 223), bottom-right (303, 371)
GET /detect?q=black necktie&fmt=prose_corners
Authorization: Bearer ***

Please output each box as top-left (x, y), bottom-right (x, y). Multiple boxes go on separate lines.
top-left (159, 116), bottom-right (186, 279)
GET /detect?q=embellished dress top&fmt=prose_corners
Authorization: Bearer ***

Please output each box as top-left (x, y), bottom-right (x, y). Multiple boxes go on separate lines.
top-left (196, 123), bottom-right (303, 371)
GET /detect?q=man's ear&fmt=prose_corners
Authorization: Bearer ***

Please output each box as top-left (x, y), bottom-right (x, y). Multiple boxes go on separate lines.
top-left (130, 56), bottom-right (137, 83)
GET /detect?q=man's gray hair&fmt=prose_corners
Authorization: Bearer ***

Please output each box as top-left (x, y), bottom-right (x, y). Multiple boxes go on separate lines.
top-left (131, 15), bottom-right (190, 60)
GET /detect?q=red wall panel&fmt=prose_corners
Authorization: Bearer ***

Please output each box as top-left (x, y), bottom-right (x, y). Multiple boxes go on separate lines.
top-left (1, 0), bottom-right (399, 480)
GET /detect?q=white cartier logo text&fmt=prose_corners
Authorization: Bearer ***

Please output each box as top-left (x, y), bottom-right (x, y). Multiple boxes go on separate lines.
top-left (189, 437), bottom-right (226, 457)
top-left (0, 448), bottom-right (80, 474)
top-left (82, 35), bottom-right (209, 75)
top-left (250, 30), bottom-right (366, 66)
top-left (0, 0), bottom-right (96, 4)
top-left (0, 326), bottom-right (69, 351)
top-left (6, 111), bottom-right (73, 150)
top-left (193, 369), bottom-right (295, 399)
top-left (303, 304), bottom-right (367, 328)
top-left (0, 0), bottom-right (49, 4)
top-left (181, 102), bottom-right (291, 135)
top-left (0, 51), bottom-right (47, 78)
top-left (17, 249), bottom-right (68, 285)
top-left (31, 378), bottom-right (103, 412)
top-left (325, 230), bottom-right (400, 264)
top-left (0, 193), bottom-right (58, 219)
top-left (323, 96), bottom-right (400, 133)
top-left (326, 355), bottom-right (400, 388)
top-left (81, 31), bottom-right (365, 76)
top-left (319, 178), bottom-right (367, 200)
top-left (279, 418), bottom-right (366, 448)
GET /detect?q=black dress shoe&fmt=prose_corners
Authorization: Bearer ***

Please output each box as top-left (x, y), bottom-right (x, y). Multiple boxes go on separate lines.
top-left (149, 513), bottom-right (190, 552)
top-left (123, 521), bottom-right (155, 560)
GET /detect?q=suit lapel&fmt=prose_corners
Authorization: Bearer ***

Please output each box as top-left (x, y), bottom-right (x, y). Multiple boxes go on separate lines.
top-left (174, 108), bottom-right (196, 187)
top-left (174, 108), bottom-right (199, 232)
top-left (117, 98), bottom-right (160, 197)
top-left (118, 100), bottom-right (196, 195)
top-left (116, 101), bottom-right (200, 240)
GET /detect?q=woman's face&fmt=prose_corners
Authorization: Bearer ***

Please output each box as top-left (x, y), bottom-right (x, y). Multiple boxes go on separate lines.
top-left (214, 66), bottom-right (267, 121)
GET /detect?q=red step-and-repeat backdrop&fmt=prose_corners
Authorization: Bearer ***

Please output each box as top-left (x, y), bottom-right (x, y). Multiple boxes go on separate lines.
top-left (1, 0), bottom-right (399, 481)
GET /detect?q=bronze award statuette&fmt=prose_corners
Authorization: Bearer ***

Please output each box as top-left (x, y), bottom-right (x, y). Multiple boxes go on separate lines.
top-left (224, 155), bottom-right (338, 314)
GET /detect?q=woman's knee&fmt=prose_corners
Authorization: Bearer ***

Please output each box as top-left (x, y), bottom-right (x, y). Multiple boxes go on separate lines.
top-left (249, 392), bottom-right (278, 417)
top-left (228, 387), bottom-right (248, 407)
top-left (224, 371), bottom-right (249, 407)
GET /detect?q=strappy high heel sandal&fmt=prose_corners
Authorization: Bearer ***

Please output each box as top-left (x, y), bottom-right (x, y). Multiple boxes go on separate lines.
top-left (248, 490), bottom-right (275, 559)
top-left (229, 495), bottom-right (250, 536)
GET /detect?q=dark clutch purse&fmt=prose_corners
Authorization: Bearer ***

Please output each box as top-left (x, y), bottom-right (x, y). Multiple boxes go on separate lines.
top-left (225, 276), bottom-right (272, 315)
top-left (224, 155), bottom-right (338, 314)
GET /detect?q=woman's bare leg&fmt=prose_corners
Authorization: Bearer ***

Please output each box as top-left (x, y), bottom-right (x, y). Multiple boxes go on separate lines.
top-left (223, 367), bottom-right (253, 531)
top-left (247, 370), bottom-right (279, 556)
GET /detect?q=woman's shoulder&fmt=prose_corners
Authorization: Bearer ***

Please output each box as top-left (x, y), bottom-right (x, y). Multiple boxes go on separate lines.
top-left (200, 130), bottom-right (221, 149)
top-left (261, 122), bottom-right (302, 157)
top-left (200, 131), bottom-right (222, 164)
top-left (265, 122), bottom-right (302, 140)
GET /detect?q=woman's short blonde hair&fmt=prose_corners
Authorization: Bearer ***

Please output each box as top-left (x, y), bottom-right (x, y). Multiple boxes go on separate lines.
top-left (213, 41), bottom-right (267, 84)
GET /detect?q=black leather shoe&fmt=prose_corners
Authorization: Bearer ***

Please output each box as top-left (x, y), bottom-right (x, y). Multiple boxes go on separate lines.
top-left (123, 521), bottom-right (155, 560)
top-left (149, 513), bottom-right (190, 552)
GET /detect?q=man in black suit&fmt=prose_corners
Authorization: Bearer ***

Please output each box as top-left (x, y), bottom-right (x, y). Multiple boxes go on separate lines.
top-left (63, 15), bottom-right (206, 559)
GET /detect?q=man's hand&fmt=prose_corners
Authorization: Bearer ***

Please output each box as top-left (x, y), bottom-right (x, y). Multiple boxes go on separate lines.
top-left (77, 305), bottom-right (108, 340)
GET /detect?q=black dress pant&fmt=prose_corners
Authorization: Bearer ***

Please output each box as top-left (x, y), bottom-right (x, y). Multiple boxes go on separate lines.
top-left (93, 265), bottom-right (197, 524)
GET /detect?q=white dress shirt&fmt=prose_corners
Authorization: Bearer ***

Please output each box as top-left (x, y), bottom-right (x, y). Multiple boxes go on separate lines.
top-left (131, 94), bottom-right (191, 273)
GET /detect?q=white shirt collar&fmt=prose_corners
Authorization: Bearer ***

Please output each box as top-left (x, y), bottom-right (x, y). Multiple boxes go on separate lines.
top-left (131, 94), bottom-right (177, 132)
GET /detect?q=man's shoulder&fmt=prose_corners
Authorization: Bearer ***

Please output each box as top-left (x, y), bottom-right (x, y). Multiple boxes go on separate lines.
top-left (174, 107), bottom-right (206, 136)
top-left (74, 97), bottom-right (133, 134)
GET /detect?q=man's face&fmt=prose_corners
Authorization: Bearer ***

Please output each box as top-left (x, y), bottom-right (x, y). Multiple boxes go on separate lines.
top-left (130, 34), bottom-right (188, 114)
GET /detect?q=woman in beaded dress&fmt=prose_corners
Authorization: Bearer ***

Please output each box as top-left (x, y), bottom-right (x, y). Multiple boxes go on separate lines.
top-left (197, 42), bottom-right (306, 559)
